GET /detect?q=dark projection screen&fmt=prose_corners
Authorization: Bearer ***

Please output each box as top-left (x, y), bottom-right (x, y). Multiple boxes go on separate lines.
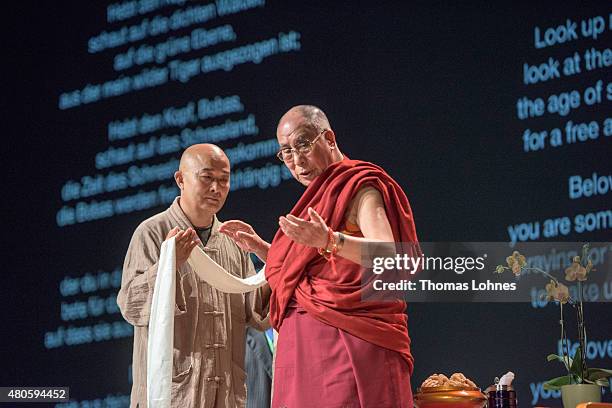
top-left (4, 1), bottom-right (611, 407)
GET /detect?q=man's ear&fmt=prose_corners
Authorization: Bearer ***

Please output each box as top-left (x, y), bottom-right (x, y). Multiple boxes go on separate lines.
top-left (325, 129), bottom-right (337, 148)
top-left (174, 170), bottom-right (184, 190)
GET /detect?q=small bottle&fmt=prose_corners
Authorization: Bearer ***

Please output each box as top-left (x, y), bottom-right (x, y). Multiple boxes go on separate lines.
top-left (485, 377), bottom-right (518, 408)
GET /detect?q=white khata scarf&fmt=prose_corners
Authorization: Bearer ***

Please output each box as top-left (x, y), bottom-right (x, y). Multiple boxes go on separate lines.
top-left (147, 237), bottom-right (267, 408)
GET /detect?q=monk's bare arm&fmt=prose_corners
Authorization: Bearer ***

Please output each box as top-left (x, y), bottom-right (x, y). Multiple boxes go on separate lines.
top-left (277, 187), bottom-right (396, 264)
top-left (334, 187), bottom-right (395, 264)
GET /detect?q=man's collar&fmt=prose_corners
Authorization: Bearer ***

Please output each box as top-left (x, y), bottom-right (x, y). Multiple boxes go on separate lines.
top-left (169, 197), bottom-right (221, 249)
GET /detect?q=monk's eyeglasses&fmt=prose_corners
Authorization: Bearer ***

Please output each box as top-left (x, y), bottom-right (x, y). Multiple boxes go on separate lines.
top-left (276, 129), bottom-right (327, 163)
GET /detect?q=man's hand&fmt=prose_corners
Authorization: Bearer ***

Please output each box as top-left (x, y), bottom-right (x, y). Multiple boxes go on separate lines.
top-left (219, 220), bottom-right (270, 262)
top-left (166, 227), bottom-right (201, 267)
top-left (278, 207), bottom-right (329, 248)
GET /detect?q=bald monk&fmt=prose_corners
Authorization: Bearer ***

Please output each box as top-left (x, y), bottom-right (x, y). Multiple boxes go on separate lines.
top-left (118, 144), bottom-right (271, 408)
top-left (220, 106), bottom-right (419, 407)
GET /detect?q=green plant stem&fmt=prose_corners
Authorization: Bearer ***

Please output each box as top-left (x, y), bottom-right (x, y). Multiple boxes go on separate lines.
top-left (579, 244), bottom-right (589, 381)
top-left (576, 282), bottom-right (587, 381)
top-left (523, 266), bottom-right (579, 381)
top-left (528, 268), bottom-right (559, 284)
top-left (560, 302), bottom-right (572, 382)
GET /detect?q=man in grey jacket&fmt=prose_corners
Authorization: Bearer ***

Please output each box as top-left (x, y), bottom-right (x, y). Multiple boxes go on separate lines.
top-left (118, 143), bottom-right (270, 408)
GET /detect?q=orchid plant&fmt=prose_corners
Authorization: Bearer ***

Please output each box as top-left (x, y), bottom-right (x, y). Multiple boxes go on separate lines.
top-left (495, 244), bottom-right (612, 390)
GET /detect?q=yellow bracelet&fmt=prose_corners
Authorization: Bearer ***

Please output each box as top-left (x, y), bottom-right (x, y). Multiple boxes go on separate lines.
top-left (318, 229), bottom-right (338, 260)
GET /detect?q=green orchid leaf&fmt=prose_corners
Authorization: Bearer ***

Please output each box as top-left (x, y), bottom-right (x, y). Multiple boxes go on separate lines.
top-left (587, 368), bottom-right (612, 381)
top-left (547, 353), bottom-right (572, 369)
top-left (595, 378), bottom-right (609, 387)
top-left (570, 347), bottom-right (583, 376)
top-left (543, 376), bottom-right (572, 391)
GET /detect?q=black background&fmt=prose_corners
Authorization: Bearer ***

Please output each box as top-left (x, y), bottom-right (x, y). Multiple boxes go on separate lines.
top-left (3, 1), bottom-right (611, 406)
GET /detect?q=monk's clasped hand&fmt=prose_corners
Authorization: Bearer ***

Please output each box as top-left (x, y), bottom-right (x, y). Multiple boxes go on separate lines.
top-left (279, 207), bottom-right (329, 248)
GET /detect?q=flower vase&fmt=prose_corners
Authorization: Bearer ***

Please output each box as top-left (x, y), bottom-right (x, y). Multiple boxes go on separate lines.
top-left (561, 384), bottom-right (601, 407)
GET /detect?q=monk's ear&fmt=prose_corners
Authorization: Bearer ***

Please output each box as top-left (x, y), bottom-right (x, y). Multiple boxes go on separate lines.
top-left (325, 129), bottom-right (337, 148)
top-left (174, 170), bottom-right (184, 190)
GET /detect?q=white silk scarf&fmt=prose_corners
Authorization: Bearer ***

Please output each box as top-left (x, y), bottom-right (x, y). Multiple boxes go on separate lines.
top-left (147, 239), bottom-right (268, 408)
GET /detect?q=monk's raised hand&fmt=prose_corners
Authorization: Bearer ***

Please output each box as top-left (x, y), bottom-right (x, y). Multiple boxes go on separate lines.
top-left (219, 220), bottom-right (265, 253)
top-left (279, 207), bottom-right (328, 248)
